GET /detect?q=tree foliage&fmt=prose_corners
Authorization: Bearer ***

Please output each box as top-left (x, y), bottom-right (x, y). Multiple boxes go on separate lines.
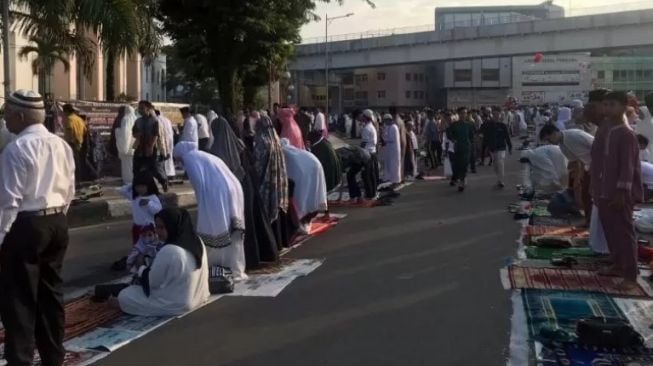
top-left (158, 0), bottom-right (372, 113)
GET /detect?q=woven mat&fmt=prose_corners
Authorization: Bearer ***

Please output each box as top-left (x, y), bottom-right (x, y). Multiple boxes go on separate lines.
top-left (524, 246), bottom-right (600, 260)
top-left (0, 296), bottom-right (123, 344)
top-left (526, 226), bottom-right (589, 238)
top-left (505, 265), bottom-right (652, 298)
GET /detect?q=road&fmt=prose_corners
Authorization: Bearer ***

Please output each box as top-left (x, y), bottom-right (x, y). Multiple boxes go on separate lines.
top-left (64, 158), bottom-right (523, 366)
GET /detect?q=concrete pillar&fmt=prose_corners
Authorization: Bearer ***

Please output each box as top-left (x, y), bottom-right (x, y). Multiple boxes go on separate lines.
top-left (127, 53), bottom-right (141, 100)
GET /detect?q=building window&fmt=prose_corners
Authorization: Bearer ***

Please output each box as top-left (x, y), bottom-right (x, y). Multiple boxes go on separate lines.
top-left (413, 73), bottom-right (419, 81)
top-left (645, 70), bottom-right (653, 79)
top-left (637, 70), bottom-right (643, 80)
top-left (343, 89), bottom-right (354, 100)
top-left (355, 74), bottom-right (368, 83)
top-left (405, 90), bottom-right (411, 99)
top-left (377, 72), bottom-right (386, 81)
top-left (355, 91), bottom-right (368, 100)
top-left (146, 92), bottom-right (149, 100)
top-left (145, 66), bottom-right (149, 83)
top-left (377, 90), bottom-right (386, 98)
top-left (454, 69), bottom-right (472, 82)
top-left (405, 73), bottom-right (411, 81)
top-left (481, 68), bottom-right (500, 82)
top-left (597, 70), bottom-right (605, 79)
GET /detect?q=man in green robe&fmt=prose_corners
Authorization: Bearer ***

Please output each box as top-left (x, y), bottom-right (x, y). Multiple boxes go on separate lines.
top-left (308, 131), bottom-right (342, 192)
top-left (446, 107), bottom-right (475, 192)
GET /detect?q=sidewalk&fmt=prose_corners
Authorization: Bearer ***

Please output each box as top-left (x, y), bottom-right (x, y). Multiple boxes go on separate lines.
top-left (67, 135), bottom-right (352, 228)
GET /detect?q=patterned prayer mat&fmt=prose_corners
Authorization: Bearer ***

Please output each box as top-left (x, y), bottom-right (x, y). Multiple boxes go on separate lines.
top-left (539, 342), bottom-right (653, 365)
top-left (503, 265), bottom-right (653, 298)
top-left (522, 289), bottom-right (625, 338)
top-left (0, 296), bottom-right (123, 345)
top-left (526, 226), bottom-right (589, 238)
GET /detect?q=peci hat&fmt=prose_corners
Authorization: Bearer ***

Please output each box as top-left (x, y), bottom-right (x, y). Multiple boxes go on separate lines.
top-left (8, 89), bottom-right (44, 110)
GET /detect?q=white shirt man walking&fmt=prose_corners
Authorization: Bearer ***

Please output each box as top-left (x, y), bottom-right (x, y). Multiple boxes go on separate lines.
top-left (179, 107), bottom-right (198, 144)
top-left (0, 90), bottom-right (75, 366)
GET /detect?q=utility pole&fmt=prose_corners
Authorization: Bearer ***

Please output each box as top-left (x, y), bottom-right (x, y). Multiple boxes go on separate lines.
top-left (324, 12), bottom-right (353, 118)
top-left (2, 0), bottom-right (11, 98)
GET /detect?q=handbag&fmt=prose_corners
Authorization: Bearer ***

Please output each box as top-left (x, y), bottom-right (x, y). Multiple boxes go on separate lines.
top-left (576, 317), bottom-right (644, 348)
top-left (208, 265), bottom-right (235, 294)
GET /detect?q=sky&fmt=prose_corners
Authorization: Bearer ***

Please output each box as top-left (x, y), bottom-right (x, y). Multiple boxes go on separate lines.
top-left (300, 0), bottom-right (652, 41)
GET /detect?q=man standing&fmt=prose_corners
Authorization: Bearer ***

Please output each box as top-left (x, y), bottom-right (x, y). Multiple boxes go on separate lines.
top-left (389, 106), bottom-right (407, 181)
top-left (313, 107), bottom-right (327, 138)
top-left (195, 112), bottom-right (211, 151)
top-left (156, 110), bottom-right (176, 180)
top-left (484, 106), bottom-right (512, 188)
top-left (423, 109), bottom-right (441, 170)
top-left (591, 91), bottom-right (642, 290)
top-left (360, 109), bottom-right (379, 192)
top-left (62, 103), bottom-right (86, 185)
top-left (179, 107), bottom-right (198, 144)
top-left (459, 108), bottom-right (478, 174)
top-left (447, 107), bottom-right (475, 191)
top-left (0, 90), bottom-right (75, 366)
top-left (133, 101), bottom-right (168, 191)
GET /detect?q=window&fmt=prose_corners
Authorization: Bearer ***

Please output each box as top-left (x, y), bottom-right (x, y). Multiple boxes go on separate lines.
top-left (146, 92), bottom-right (150, 100)
top-left (355, 91), bottom-right (368, 99)
top-left (637, 70), bottom-right (643, 80)
top-left (377, 72), bottom-right (386, 81)
top-left (454, 69), bottom-right (472, 82)
top-left (377, 90), bottom-right (386, 98)
top-left (405, 73), bottom-right (411, 81)
top-left (343, 89), bottom-right (354, 100)
top-left (145, 66), bottom-right (149, 82)
top-left (355, 74), bottom-right (368, 83)
top-left (620, 70), bottom-right (628, 81)
top-left (405, 90), bottom-right (411, 99)
top-left (645, 70), bottom-right (653, 79)
top-left (481, 69), bottom-right (500, 82)
top-left (597, 70), bottom-right (605, 79)
top-left (628, 70), bottom-right (635, 81)
top-left (414, 73), bottom-right (419, 81)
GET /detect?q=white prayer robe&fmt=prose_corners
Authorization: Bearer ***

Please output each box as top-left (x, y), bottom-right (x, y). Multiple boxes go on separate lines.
top-left (637, 107), bottom-right (653, 158)
top-left (522, 145), bottom-right (568, 194)
top-left (118, 244), bottom-right (209, 316)
top-left (281, 139), bottom-right (328, 220)
top-left (642, 161), bottom-right (653, 189)
top-left (116, 106), bottom-right (136, 184)
top-left (158, 115), bottom-right (176, 177)
top-left (383, 124), bottom-right (401, 184)
top-left (559, 129), bottom-right (593, 170)
top-left (173, 142), bottom-right (247, 280)
top-left (180, 116), bottom-right (199, 143)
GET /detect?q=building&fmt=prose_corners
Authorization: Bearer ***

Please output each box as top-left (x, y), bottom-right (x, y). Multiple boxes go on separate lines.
top-left (442, 58), bottom-right (512, 108)
top-left (591, 56), bottom-right (653, 101)
top-left (512, 53), bottom-right (591, 105)
top-left (0, 29), bottom-right (166, 103)
top-left (141, 54), bottom-right (167, 102)
top-left (434, 0), bottom-right (564, 30)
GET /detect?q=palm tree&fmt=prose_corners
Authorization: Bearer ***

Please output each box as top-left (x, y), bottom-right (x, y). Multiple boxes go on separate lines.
top-left (18, 35), bottom-right (70, 96)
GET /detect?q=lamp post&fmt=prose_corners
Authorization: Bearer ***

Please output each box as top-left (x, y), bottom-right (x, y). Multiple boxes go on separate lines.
top-left (325, 12), bottom-right (353, 118)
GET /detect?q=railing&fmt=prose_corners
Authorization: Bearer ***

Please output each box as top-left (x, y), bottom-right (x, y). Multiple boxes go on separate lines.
top-left (300, 1), bottom-right (653, 45)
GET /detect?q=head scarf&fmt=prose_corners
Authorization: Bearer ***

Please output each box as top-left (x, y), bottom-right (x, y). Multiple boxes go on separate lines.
top-left (254, 116), bottom-right (289, 222)
top-left (155, 208), bottom-right (203, 269)
top-left (116, 105), bottom-right (137, 156)
top-left (209, 116), bottom-right (245, 179)
top-left (173, 140), bottom-right (199, 159)
top-left (280, 138), bottom-right (328, 219)
top-left (555, 107), bottom-right (571, 131)
top-left (278, 108), bottom-right (305, 150)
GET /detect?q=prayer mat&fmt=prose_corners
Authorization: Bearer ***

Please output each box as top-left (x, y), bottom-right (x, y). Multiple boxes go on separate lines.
top-left (0, 296), bottom-right (123, 345)
top-left (421, 176), bottom-right (448, 181)
top-left (327, 199), bottom-right (379, 208)
top-left (541, 342), bottom-right (653, 365)
top-left (524, 246), bottom-right (599, 260)
top-left (522, 289), bottom-right (625, 338)
top-left (526, 226), bottom-right (589, 238)
top-left (532, 216), bottom-right (584, 227)
top-left (290, 214), bottom-right (345, 248)
top-left (502, 265), bottom-right (653, 298)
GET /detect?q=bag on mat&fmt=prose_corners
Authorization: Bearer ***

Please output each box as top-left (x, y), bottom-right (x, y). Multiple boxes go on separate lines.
top-left (209, 265), bottom-right (235, 294)
top-left (576, 317), bottom-right (644, 348)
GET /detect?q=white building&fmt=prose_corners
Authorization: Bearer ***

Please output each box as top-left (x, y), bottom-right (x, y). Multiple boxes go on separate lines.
top-left (141, 54), bottom-right (167, 102)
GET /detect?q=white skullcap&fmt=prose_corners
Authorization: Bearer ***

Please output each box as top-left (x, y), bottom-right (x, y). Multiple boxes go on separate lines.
top-left (383, 113), bottom-right (393, 120)
top-left (7, 89), bottom-right (44, 110)
top-left (362, 109), bottom-right (375, 120)
top-left (571, 99), bottom-right (583, 109)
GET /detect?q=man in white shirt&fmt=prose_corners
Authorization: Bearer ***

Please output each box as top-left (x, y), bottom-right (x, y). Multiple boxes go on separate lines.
top-left (0, 90), bottom-right (75, 366)
top-left (540, 124), bottom-right (594, 224)
top-left (359, 109), bottom-right (379, 193)
top-left (313, 107), bottom-right (326, 135)
top-left (0, 118), bottom-right (13, 153)
top-left (179, 107), bottom-right (198, 144)
top-left (195, 113), bottom-right (211, 151)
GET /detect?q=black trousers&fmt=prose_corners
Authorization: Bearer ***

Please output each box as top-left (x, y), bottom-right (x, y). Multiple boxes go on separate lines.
top-left (133, 156), bottom-right (167, 187)
top-left (347, 161), bottom-right (376, 199)
top-left (469, 145), bottom-right (476, 172)
top-left (0, 213), bottom-right (68, 366)
top-left (369, 154), bottom-right (380, 196)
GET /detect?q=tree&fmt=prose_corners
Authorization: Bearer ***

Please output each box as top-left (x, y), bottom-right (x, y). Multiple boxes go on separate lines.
top-left (18, 34), bottom-right (70, 95)
top-left (158, 0), bottom-right (373, 113)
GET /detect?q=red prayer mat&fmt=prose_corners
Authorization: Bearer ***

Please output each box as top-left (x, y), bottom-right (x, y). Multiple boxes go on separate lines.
top-left (504, 265), bottom-right (653, 298)
top-left (327, 199), bottom-right (379, 208)
top-left (526, 226), bottom-right (589, 238)
top-left (0, 296), bottom-right (123, 345)
top-left (290, 215), bottom-right (343, 247)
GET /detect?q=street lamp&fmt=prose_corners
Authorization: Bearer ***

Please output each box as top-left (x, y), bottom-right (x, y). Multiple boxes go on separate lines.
top-left (325, 12), bottom-right (353, 118)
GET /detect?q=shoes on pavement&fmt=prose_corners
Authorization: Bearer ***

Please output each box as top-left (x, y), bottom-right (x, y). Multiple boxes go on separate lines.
top-left (110, 256), bottom-right (127, 271)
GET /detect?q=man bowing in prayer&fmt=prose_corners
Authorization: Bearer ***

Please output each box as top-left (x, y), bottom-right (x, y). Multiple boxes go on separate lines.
top-left (0, 90), bottom-right (75, 366)
top-left (173, 141), bottom-right (247, 280)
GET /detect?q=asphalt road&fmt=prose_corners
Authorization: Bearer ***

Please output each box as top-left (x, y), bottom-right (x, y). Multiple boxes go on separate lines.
top-left (64, 157), bottom-right (524, 366)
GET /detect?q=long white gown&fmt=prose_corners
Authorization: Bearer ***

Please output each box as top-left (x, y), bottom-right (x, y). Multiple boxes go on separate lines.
top-left (383, 124), bottom-right (401, 184)
top-left (173, 142), bottom-right (247, 280)
top-left (281, 139), bottom-right (328, 220)
top-left (118, 244), bottom-right (209, 316)
top-left (159, 115), bottom-right (176, 177)
top-left (116, 106), bottom-right (136, 184)
top-left (522, 145), bottom-right (568, 194)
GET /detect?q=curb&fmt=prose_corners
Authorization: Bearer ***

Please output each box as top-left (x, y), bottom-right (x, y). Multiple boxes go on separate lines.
top-left (67, 190), bottom-right (197, 228)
